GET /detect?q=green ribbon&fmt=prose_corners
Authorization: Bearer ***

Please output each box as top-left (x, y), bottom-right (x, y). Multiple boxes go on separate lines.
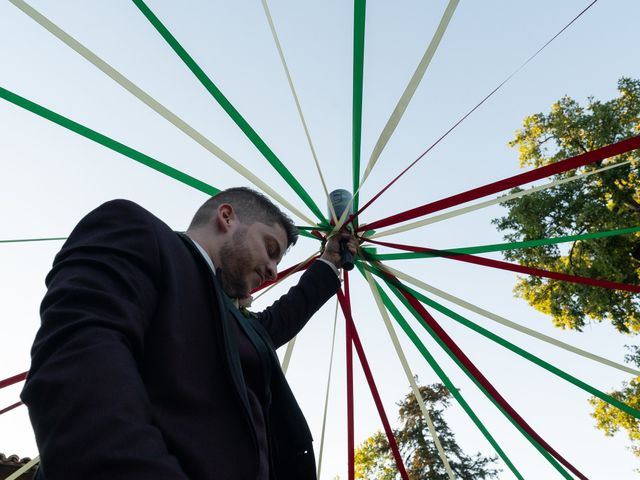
top-left (0, 232), bottom-right (319, 245)
top-left (132, 0), bottom-right (326, 225)
top-left (0, 237), bottom-right (67, 244)
top-left (370, 225), bottom-right (640, 261)
top-left (0, 87), bottom-right (219, 196)
top-left (365, 263), bottom-right (575, 479)
top-left (355, 262), bottom-right (524, 480)
top-left (298, 230), bottom-right (321, 240)
top-left (351, 0), bottom-right (366, 216)
top-left (367, 263), bottom-right (640, 419)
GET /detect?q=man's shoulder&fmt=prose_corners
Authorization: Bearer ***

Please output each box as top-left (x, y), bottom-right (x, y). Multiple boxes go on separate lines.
top-left (81, 199), bottom-right (173, 231)
top-left (65, 199), bottom-right (177, 249)
top-left (90, 199), bottom-right (157, 220)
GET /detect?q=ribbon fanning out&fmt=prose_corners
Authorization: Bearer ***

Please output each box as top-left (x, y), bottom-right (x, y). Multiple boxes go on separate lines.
top-left (365, 238), bottom-right (640, 293)
top-left (354, 0), bottom-right (599, 220)
top-left (359, 267), bottom-right (524, 479)
top-left (379, 269), bottom-right (587, 479)
top-left (361, 135), bottom-right (640, 232)
top-left (0, 87), bottom-right (219, 196)
top-left (132, 0), bottom-right (326, 225)
top-left (338, 272), bottom-right (409, 480)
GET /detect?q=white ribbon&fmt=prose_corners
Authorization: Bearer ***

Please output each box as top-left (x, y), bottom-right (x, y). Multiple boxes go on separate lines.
top-left (372, 159), bottom-right (632, 239)
top-left (10, 0), bottom-right (316, 226)
top-left (316, 299), bottom-right (340, 479)
top-left (359, 0), bottom-right (459, 186)
top-left (3, 456), bottom-right (40, 480)
top-left (379, 263), bottom-right (640, 376)
top-left (363, 269), bottom-right (456, 479)
top-left (261, 0), bottom-right (337, 225)
top-left (371, 160), bottom-right (635, 238)
top-left (281, 336), bottom-right (297, 375)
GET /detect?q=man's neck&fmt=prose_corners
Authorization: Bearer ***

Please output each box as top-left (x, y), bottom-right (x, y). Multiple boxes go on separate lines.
top-left (186, 229), bottom-right (219, 265)
top-left (186, 233), bottom-right (216, 273)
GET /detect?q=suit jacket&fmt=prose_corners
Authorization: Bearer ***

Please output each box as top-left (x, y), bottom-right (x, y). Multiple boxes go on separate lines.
top-left (22, 199), bottom-right (340, 480)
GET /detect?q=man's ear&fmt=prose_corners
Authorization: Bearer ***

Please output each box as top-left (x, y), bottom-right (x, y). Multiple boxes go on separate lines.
top-left (216, 204), bottom-right (236, 233)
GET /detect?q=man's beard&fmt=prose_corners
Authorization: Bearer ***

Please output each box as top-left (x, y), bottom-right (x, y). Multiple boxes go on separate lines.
top-left (218, 227), bottom-right (253, 299)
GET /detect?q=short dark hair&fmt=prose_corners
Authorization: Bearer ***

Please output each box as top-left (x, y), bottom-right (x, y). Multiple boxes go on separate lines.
top-left (189, 187), bottom-right (298, 247)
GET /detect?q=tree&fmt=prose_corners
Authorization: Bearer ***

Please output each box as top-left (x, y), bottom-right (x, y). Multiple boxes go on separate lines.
top-left (493, 77), bottom-right (640, 333)
top-left (493, 78), bottom-right (640, 457)
top-left (590, 345), bottom-right (640, 457)
top-left (354, 383), bottom-right (499, 480)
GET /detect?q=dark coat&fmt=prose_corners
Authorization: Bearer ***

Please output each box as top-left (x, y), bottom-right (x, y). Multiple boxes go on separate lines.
top-left (22, 199), bottom-right (340, 480)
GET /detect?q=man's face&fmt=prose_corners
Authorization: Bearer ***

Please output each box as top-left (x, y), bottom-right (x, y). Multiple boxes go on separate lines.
top-left (218, 221), bottom-right (288, 299)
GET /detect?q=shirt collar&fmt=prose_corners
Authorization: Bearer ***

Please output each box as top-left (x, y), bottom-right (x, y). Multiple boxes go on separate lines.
top-left (187, 235), bottom-right (216, 275)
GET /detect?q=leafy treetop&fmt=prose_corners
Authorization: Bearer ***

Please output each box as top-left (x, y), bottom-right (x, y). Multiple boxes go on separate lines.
top-left (494, 77), bottom-right (640, 333)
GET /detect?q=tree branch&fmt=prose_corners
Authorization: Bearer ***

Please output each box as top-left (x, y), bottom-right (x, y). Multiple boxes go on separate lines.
top-left (567, 226), bottom-right (588, 270)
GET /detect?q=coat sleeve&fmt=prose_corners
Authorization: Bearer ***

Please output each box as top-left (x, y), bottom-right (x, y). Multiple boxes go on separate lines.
top-left (254, 260), bottom-right (341, 349)
top-left (21, 200), bottom-right (189, 480)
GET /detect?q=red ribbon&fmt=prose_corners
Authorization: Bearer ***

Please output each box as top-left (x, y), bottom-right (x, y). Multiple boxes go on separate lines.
top-left (361, 136), bottom-right (640, 232)
top-left (379, 268), bottom-right (588, 479)
top-left (353, 0), bottom-right (598, 222)
top-left (338, 273), bottom-right (409, 480)
top-left (366, 238), bottom-right (640, 293)
top-left (0, 371), bottom-right (27, 390)
top-left (343, 272), bottom-right (355, 480)
top-left (0, 401), bottom-right (23, 416)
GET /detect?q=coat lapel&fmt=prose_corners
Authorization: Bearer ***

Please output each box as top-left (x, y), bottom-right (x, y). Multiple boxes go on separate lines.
top-left (176, 233), bottom-right (252, 419)
top-left (224, 298), bottom-right (273, 403)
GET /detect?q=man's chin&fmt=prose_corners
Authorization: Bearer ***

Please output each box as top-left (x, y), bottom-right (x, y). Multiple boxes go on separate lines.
top-left (220, 283), bottom-right (247, 299)
top-left (219, 272), bottom-right (250, 299)
top-left (235, 286), bottom-right (252, 300)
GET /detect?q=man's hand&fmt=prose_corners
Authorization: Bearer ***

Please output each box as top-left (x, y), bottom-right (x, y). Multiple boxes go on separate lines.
top-left (321, 229), bottom-right (358, 270)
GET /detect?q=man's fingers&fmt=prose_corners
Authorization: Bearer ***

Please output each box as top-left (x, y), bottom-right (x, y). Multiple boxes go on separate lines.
top-left (324, 230), bottom-right (358, 259)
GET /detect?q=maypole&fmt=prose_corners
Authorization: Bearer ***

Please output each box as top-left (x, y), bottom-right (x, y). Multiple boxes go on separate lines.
top-left (4, 1), bottom-right (640, 479)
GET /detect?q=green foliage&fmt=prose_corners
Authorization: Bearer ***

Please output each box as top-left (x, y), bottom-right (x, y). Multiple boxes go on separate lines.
top-left (590, 346), bottom-right (640, 456)
top-left (493, 77), bottom-right (640, 333)
top-left (355, 431), bottom-right (398, 480)
top-left (354, 383), bottom-right (499, 480)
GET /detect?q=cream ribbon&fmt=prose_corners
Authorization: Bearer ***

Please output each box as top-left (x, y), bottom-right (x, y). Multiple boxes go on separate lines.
top-left (379, 263), bottom-right (640, 376)
top-left (372, 159), bottom-right (632, 239)
top-left (281, 335), bottom-right (297, 375)
top-left (9, 0), bottom-right (316, 226)
top-left (3, 456), bottom-right (40, 480)
top-left (359, 0), bottom-right (459, 186)
top-left (325, 0), bottom-right (460, 238)
top-left (316, 299), bottom-right (340, 479)
top-left (261, 0), bottom-right (337, 225)
top-left (363, 269), bottom-right (456, 479)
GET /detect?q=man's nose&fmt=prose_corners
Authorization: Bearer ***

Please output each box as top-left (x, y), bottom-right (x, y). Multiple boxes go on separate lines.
top-left (265, 262), bottom-right (277, 281)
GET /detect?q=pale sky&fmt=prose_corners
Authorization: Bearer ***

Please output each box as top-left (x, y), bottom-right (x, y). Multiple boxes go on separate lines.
top-left (1, 1), bottom-right (640, 478)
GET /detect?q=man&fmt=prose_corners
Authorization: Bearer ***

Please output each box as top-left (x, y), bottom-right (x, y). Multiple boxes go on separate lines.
top-left (22, 187), bottom-right (356, 480)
